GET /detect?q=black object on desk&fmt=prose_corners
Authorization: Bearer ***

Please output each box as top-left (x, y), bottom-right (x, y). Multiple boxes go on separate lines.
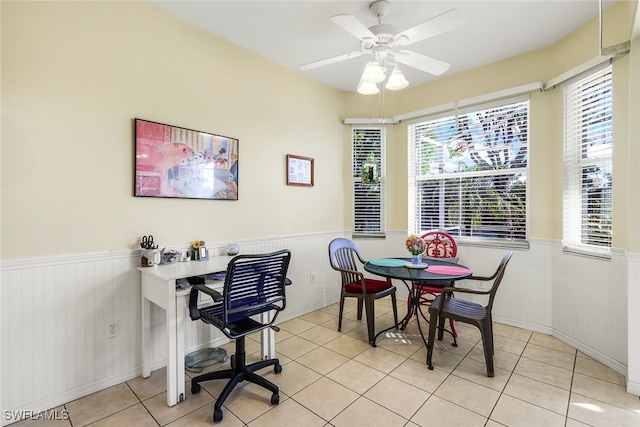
top-left (364, 258), bottom-right (472, 348)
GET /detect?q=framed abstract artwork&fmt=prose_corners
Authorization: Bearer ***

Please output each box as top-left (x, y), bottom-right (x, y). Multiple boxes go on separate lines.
top-left (286, 154), bottom-right (314, 187)
top-left (134, 119), bottom-right (238, 200)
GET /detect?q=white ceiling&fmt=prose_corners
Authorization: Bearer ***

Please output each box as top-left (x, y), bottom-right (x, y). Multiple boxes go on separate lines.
top-left (148, 0), bottom-right (612, 93)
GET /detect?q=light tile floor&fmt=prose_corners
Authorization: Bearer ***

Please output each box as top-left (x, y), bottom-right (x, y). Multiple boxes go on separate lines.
top-left (14, 299), bottom-right (640, 426)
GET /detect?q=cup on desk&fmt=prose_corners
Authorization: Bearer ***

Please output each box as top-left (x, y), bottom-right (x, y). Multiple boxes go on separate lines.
top-left (141, 249), bottom-right (161, 267)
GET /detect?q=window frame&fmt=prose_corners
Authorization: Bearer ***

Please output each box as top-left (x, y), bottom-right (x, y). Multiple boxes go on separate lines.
top-left (562, 63), bottom-right (613, 258)
top-left (352, 125), bottom-right (386, 238)
top-left (407, 95), bottom-right (530, 248)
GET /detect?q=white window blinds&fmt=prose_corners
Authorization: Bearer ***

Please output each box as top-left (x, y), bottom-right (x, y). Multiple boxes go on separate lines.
top-left (563, 65), bottom-right (613, 253)
top-left (408, 97), bottom-right (529, 242)
top-left (352, 127), bottom-right (385, 236)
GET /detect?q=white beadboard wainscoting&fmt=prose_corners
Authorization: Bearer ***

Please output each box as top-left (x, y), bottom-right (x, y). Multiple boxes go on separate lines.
top-left (627, 252), bottom-right (640, 396)
top-left (1, 232), bottom-right (637, 424)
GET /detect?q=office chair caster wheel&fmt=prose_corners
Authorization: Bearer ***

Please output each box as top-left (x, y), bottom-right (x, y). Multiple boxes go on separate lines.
top-left (213, 409), bottom-right (223, 422)
top-left (274, 364), bottom-right (282, 374)
top-left (191, 383), bottom-right (201, 394)
top-left (271, 393), bottom-right (280, 405)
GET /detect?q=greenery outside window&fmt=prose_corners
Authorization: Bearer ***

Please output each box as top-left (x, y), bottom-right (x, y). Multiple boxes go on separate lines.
top-left (563, 64), bottom-right (613, 255)
top-left (408, 96), bottom-right (529, 244)
top-left (352, 127), bottom-right (385, 236)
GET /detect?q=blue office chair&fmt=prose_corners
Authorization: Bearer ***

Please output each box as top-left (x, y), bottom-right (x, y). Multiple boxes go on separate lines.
top-left (188, 249), bottom-right (291, 423)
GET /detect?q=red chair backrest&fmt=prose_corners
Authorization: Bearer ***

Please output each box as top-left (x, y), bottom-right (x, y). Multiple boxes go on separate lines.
top-left (421, 231), bottom-right (457, 258)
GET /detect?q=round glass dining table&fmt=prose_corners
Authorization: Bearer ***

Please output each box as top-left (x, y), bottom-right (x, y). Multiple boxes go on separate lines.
top-left (364, 257), bottom-right (472, 347)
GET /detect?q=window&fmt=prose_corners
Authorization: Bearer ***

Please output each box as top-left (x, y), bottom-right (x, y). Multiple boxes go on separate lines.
top-left (352, 126), bottom-right (385, 236)
top-left (408, 97), bottom-right (529, 243)
top-left (563, 65), bottom-right (613, 254)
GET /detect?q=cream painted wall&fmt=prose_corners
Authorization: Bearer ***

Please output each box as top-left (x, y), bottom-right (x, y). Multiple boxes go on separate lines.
top-left (1, 1), bottom-right (636, 257)
top-left (1, 1), bottom-right (345, 259)
top-left (630, 24), bottom-right (640, 254)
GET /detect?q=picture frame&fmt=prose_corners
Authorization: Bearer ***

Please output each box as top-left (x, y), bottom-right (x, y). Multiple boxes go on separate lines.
top-left (134, 118), bottom-right (239, 200)
top-left (286, 154), bottom-right (314, 187)
top-left (198, 246), bottom-right (209, 261)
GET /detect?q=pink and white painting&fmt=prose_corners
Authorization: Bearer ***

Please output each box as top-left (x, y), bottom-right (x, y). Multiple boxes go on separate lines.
top-left (134, 119), bottom-right (238, 200)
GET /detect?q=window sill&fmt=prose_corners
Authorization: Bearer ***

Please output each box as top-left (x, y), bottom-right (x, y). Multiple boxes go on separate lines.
top-left (352, 233), bottom-right (386, 239)
top-left (562, 246), bottom-right (611, 260)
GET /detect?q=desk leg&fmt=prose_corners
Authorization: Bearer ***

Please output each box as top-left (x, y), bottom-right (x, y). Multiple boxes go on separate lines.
top-left (141, 285), bottom-right (151, 379)
top-left (260, 312), bottom-right (276, 360)
top-left (175, 292), bottom-right (186, 403)
top-left (166, 280), bottom-right (178, 407)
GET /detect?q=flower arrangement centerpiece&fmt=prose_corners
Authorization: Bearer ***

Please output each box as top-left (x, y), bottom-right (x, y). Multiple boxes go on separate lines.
top-left (406, 234), bottom-right (426, 265)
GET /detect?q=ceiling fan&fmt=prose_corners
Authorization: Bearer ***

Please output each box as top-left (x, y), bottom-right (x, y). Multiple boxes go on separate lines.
top-left (300, 0), bottom-right (465, 94)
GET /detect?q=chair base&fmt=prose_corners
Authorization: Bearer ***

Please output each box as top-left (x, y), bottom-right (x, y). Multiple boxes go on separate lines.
top-left (191, 337), bottom-right (281, 423)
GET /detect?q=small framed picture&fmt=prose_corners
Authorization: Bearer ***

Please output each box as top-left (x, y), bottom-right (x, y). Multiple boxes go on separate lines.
top-left (286, 154), bottom-right (314, 187)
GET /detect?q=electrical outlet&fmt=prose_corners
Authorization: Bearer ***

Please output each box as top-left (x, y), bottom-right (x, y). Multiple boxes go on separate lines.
top-left (107, 320), bottom-right (119, 338)
top-left (310, 272), bottom-right (315, 284)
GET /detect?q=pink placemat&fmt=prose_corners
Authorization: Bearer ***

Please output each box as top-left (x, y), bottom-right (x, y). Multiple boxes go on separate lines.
top-left (425, 265), bottom-right (472, 275)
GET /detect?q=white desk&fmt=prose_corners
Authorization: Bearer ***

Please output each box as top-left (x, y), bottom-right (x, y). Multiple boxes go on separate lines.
top-left (139, 256), bottom-right (276, 406)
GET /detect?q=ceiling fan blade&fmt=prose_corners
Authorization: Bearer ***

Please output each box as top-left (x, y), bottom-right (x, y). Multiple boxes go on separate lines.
top-left (330, 14), bottom-right (376, 41)
top-left (300, 50), bottom-right (365, 70)
top-left (393, 9), bottom-right (464, 46)
top-left (395, 50), bottom-right (450, 75)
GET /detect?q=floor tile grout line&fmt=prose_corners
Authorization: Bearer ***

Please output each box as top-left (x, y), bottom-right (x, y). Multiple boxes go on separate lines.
top-left (52, 303), bottom-right (637, 427)
top-left (483, 328), bottom-right (531, 425)
top-left (122, 381), bottom-right (162, 427)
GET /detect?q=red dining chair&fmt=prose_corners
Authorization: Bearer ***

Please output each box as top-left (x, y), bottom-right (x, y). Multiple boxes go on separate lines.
top-left (402, 231), bottom-right (458, 337)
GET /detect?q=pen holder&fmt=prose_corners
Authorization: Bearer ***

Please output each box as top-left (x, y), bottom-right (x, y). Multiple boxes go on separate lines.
top-left (141, 249), bottom-right (161, 267)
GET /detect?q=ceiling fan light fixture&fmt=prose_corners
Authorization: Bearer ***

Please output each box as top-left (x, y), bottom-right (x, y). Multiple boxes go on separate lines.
top-left (385, 66), bottom-right (409, 90)
top-left (361, 60), bottom-right (386, 83)
top-left (357, 79), bottom-right (380, 95)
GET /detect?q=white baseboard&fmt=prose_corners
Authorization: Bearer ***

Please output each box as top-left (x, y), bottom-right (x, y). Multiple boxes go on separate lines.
top-left (553, 329), bottom-right (627, 377)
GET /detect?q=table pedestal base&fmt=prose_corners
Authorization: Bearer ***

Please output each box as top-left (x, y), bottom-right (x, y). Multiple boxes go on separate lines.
top-left (372, 281), bottom-right (458, 351)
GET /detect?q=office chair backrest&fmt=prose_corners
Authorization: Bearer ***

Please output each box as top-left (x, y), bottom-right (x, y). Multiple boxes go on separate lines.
top-left (328, 238), bottom-right (364, 284)
top-left (223, 250), bottom-right (291, 324)
top-left (485, 251), bottom-right (514, 311)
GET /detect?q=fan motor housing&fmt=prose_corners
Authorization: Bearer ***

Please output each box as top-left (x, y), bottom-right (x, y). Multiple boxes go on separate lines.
top-left (369, 23), bottom-right (397, 43)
